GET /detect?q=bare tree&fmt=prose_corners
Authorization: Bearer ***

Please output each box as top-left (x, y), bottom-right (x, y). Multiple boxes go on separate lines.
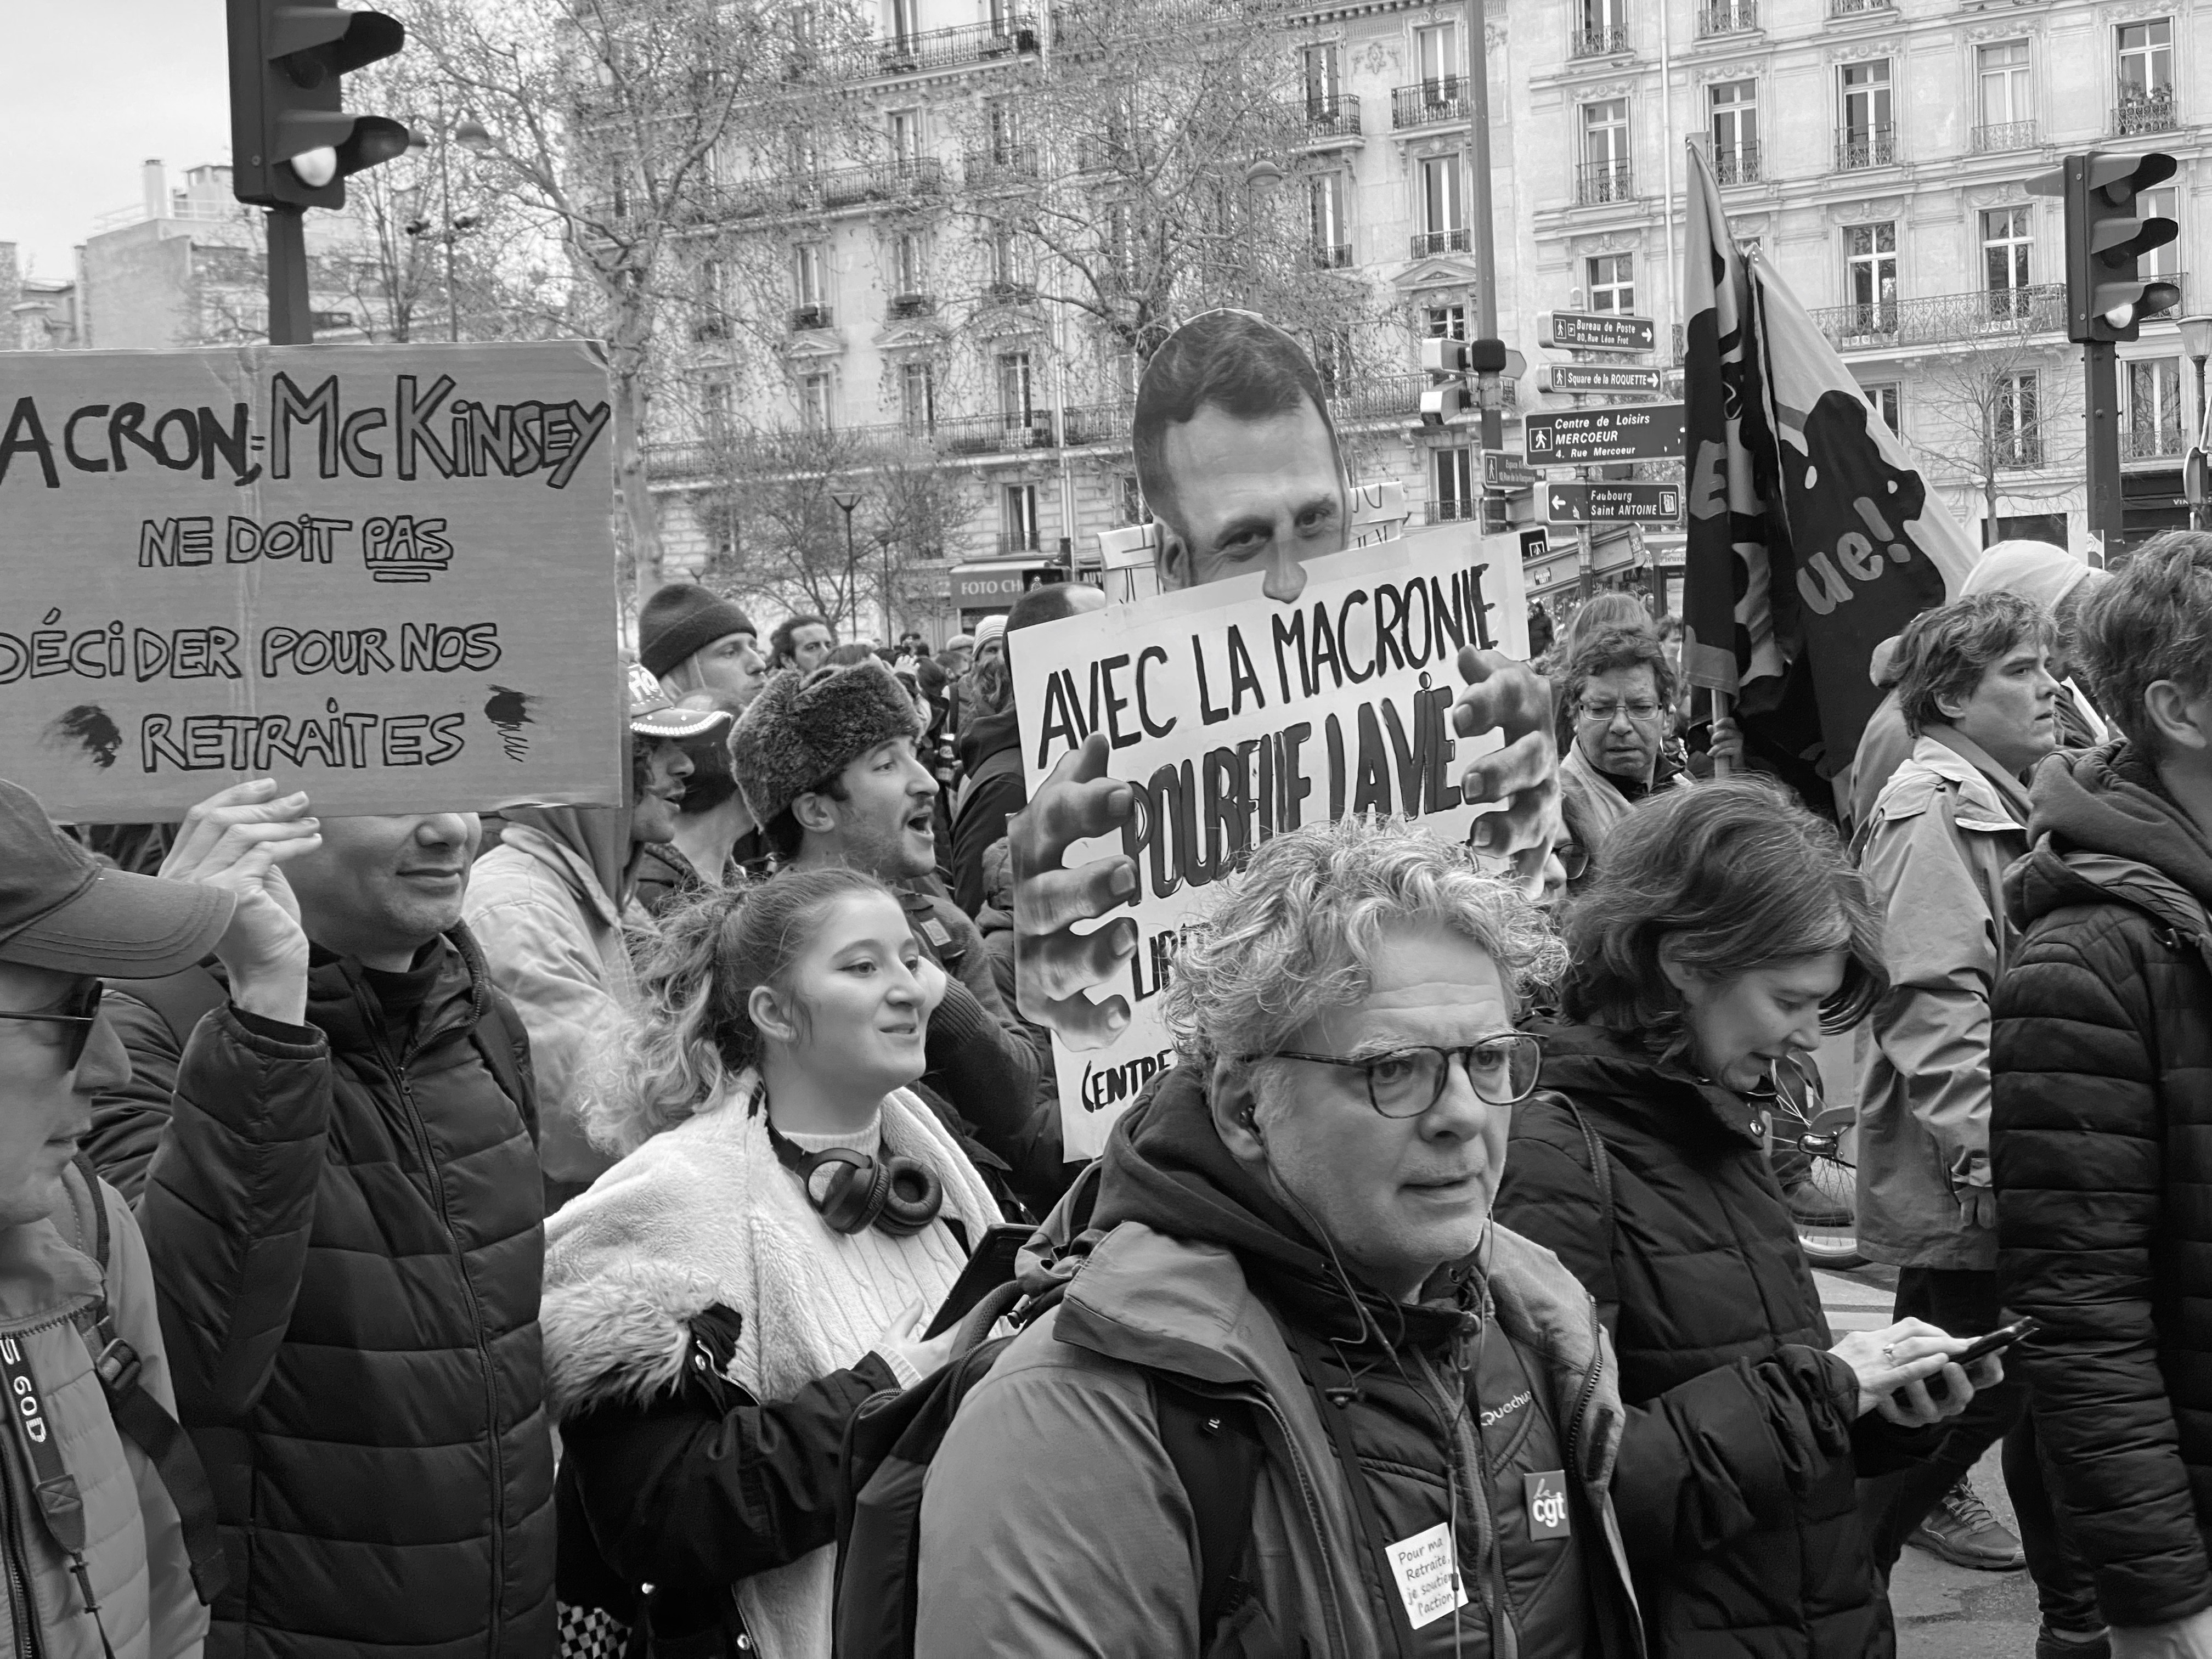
top-left (400, 0), bottom-right (867, 594)
top-left (1906, 321), bottom-right (2085, 540)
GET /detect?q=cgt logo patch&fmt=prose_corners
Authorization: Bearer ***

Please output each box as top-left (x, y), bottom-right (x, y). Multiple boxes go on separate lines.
top-left (1525, 1470), bottom-right (1570, 1539)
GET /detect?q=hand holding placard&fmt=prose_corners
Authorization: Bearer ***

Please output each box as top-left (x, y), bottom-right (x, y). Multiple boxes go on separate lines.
top-left (1449, 648), bottom-right (1560, 896)
top-left (1009, 732), bottom-right (1143, 1050)
top-left (160, 778), bottom-right (317, 1026)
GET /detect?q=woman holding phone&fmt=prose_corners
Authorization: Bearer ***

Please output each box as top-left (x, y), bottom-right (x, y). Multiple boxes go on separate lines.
top-left (541, 869), bottom-right (1007, 1658)
top-left (1495, 779), bottom-right (2001, 1659)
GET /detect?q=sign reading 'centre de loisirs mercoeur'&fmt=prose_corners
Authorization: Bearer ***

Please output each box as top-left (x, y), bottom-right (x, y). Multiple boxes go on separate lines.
top-left (0, 341), bottom-right (624, 821)
top-left (1523, 402), bottom-right (1686, 465)
top-left (1011, 528), bottom-right (1531, 1159)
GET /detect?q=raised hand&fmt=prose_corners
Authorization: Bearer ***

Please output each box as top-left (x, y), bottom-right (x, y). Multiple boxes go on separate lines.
top-left (1008, 733), bottom-right (1141, 1050)
top-left (161, 779), bottom-right (320, 1025)
top-left (1452, 648), bottom-right (1562, 896)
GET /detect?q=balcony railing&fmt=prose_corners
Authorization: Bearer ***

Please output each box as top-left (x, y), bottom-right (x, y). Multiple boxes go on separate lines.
top-left (1424, 499), bottom-right (1480, 524)
top-left (980, 279), bottom-right (1040, 306)
top-left (2123, 424), bottom-right (2187, 462)
top-left (1059, 403), bottom-right (1134, 446)
top-left (1331, 371), bottom-right (1426, 422)
top-left (1835, 124), bottom-right (1897, 170)
top-left (1807, 284), bottom-right (2067, 351)
top-left (1828, 0), bottom-right (1891, 14)
top-left (788, 303), bottom-right (834, 331)
top-left (1392, 78), bottom-right (1466, 129)
top-left (1696, 0), bottom-right (1757, 35)
top-left (1711, 143), bottom-right (1760, 185)
top-left (1576, 160), bottom-right (1634, 206)
top-left (699, 158), bottom-right (943, 222)
top-left (1410, 228), bottom-right (1472, 258)
top-left (887, 292), bottom-right (936, 320)
top-left (964, 143), bottom-right (1040, 185)
top-left (1996, 436), bottom-right (2046, 471)
top-left (1301, 92), bottom-right (1363, 140)
top-left (2115, 84), bottom-right (2179, 136)
top-left (1313, 242), bottom-right (1353, 269)
top-left (1571, 23), bottom-right (1629, 56)
top-left (866, 16), bottom-right (1039, 75)
top-left (1971, 121), bottom-right (2039, 153)
top-left (938, 411), bottom-right (1056, 455)
top-left (996, 532), bottom-right (1045, 557)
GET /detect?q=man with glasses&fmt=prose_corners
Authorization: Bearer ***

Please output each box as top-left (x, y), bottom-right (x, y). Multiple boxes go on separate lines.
top-left (1556, 625), bottom-right (1694, 895)
top-left (916, 816), bottom-right (1644, 1656)
top-left (0, 777), bottom-right (250, 1659)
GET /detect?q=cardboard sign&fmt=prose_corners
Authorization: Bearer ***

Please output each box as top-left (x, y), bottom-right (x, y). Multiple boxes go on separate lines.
top-left (1012, 526), bottom-right (1531, 1158)
top-left (0, 341), bottom-right (623, 820)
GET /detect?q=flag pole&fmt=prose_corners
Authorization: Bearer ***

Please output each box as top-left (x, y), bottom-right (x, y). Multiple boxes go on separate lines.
top-left (1711, 687), bottom-right (1733, 777)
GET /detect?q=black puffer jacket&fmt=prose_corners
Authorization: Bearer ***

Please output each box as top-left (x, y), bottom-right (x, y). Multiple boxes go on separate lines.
top-left (1993, 743), bottom-right (2212, 1630)
top-left (1496, 1023), bottom-right (1906, 1659)
top-left (114, 933), bottom-right (557, 1658)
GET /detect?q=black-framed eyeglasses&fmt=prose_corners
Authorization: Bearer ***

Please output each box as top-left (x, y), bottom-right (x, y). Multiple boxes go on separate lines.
top-left (1247, 1034), bottom-right (1546, 1118)
top-left (0, 979), bottom-right (104, 1071)
top-left (1743, 1052), bottom-right (1824, 1127)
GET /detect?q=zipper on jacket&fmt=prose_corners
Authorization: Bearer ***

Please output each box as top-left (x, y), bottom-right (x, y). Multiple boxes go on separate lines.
top-left (1563, 1297), bottom-right (1604, 1480)
top-left (369, 1015), bottom-right (509, 1651)
top-left (2, 1436), bottom-right (43, 1659)
top-left (1417, 1346), bottom-right (1502, 1638)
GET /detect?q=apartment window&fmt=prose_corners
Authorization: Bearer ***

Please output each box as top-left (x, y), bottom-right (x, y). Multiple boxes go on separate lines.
top-left (702, 379), bottom-right (732, 438)
top-left (799, 372), bottom-right (834, 432)
top-left (790, 129), bottom-right (821, 176)
top-left (1003, 483), bottom-right (1041, 551)
top-left (698, 257), bottom-right (726, 315)
top-left (986, 98), bottom-right (1023, 163)
top-left (889, 109), bottom-right (922, 164)
top-left (885, 0), bottom-right (917, 42)
top-left (1310, 173), bottom-right (1348, 263)
top-left (1313, 328), bottom-right (1351, 394)
top-left (1983, 206), bottom-right (2033, 320)
top-left (1304, 42), bottom-right (1341, 112)
top-left (997, 351), bottom-right (1037, 425)
top-left (1584, 99), bottom-right (1629, 171)
top-left (1978, 42), bottom-right (2032, 128)
top-left (987, 223), bottom-right (1028, 291)
top-left (1845, 222), bottom-right (1897, 325)
top-left (794, 242), bottom-right (828, 307)
top-left (1576, 0), bottom-right (1626, 55)
top-left (2141, 185), bottom-right (2181, 276)
top-left (2127, 357), bottom-right (2183, 457)
top-left (1414, 21), bottom-right (1459, 94)
top-left (1707, 80), bottom-right (1758, 185)
top-left (1996, 371), bottom-right (2040, 468)
top-left (1426, 303), bottom-right (1468, 339)
top-left (1863, 381), bottom-right (1903, 437)
top-left (1434, 446), bottom-right (1475, 520)
top-left (900, 361), bottom-right (936, 432)
top-left (1838, 60), bottom-right (1894, 167)
top-left (894, 231), bottom-right (926, 296)
top-left (1118, 475), bottom-right (1146, 525)
top-left (1588, 253), bottom-right (1634, 314)
top-left (1419, 155), bottom-right (1464, 238)
top-left (2118, 20), bottom-right (2172, 97)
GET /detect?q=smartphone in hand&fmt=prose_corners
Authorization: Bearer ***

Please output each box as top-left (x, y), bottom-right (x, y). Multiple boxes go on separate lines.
top-left (923, 1224), bottom-right (1035, 1340)
top-left (1925, 1316), bottom-right (2041, 1400)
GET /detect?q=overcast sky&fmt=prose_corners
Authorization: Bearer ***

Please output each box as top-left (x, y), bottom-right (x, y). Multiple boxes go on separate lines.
top-left (2, 0), bottom-right (233, 279)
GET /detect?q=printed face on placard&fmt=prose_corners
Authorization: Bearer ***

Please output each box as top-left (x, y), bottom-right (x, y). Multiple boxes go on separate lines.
top-left (1135, 312), bottom-right (1349, 606)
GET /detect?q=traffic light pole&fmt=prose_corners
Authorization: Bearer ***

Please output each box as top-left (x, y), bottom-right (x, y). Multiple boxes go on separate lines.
top-left (2085, 338), bottom-right (2122, 554)
top-left (266, 205), bottom-right (313, 346)
top-left (1464, 0), bottom-right (1502, 453)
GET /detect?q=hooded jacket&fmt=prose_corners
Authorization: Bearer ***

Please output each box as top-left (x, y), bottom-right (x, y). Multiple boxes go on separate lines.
top-left (0, 1161), bottom-right (205, 1659)
top-left (916, 1066), bottom-right (1645, 1658)
top-left (118, 933), bottom-right (556, 1658)
top-left (1854, 729), bottom-right (2033, 1270)
top-left (464, 805), bottom-right (639, 1190)
top-left (1497, 1024), bottom-right (1908, 1659)
top-left (950, 703), bottom-right (1024, 919)
top-left (1993, 742), bottom-right (2212, 1631)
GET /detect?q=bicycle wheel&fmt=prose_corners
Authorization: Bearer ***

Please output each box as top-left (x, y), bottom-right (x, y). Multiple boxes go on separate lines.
top-left (1793, 1149), bottom-right (1864, 1270)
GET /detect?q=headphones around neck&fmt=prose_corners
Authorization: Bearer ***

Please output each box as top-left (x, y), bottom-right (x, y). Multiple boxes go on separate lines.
top-left (765, 1116), bottom-right (944, 1238)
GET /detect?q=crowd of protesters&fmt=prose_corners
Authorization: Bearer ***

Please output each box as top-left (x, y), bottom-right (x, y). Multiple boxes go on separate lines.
top-left (4, 360), bottom-right (2211, 1659)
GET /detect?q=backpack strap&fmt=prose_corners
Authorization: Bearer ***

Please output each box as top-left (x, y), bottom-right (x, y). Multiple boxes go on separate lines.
top-left (1150, 1378), bottom-right (1262, 1651)
top-left (63, 1155), bottom-right (228, 1606)
top-left (103, 961), bottom-right (227, 1050)
top-left (1558, 1097), bottom-right (1621, 1323)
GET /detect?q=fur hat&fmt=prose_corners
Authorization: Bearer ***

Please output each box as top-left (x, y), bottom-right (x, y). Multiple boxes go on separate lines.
top-left (730, 658), bottom-right (921, 826)
top-left (638, 584), bottom-right (758, 679)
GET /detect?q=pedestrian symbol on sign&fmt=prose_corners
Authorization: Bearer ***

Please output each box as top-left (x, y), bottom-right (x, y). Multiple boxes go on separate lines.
top-left (1530, 428), bottom-right (1552, 453)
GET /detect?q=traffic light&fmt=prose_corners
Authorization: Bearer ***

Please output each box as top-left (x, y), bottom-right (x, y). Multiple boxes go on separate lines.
top-left (1419, 336), bottom-right (1510, 425)
top-left (229, 0), bottom-right (410, 211)
top-left (2028, 151), bottom-right (2181, 343)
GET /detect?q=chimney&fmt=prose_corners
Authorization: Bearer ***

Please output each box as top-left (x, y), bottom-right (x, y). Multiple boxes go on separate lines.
top-left (142, 160), bottom-right (167, 223)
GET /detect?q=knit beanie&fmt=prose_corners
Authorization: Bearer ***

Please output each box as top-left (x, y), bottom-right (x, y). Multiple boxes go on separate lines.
top-left (639, 584), bottom-right (759, 679)
top-left (973, 615), bottom-right (1007, 653)
top-left (730, 658), bottom-right (922, 826)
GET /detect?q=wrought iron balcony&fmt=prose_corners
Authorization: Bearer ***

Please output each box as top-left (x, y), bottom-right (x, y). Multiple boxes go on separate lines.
top-left (1711, 143), bottom-right (1760, 185)
top-left (699, 158), bottom-right (944, 222)
top-left (1313, 242), bottom-right (1353, 269)
top-left (865, 16), bottom-right (1040, 75)
top-left (1696, 0), bottom-right (1757, 35)
top-left (788, 303), bottom-right (835, 331)
top-left (1995, 435), bottom-right (2046, 471)
top-left (1424, 499), bottom-right (1480, 524)
top-left (1301, 92), bottom-right (1363, 140)
top-left (1576, 160), bottom-right (1634, 206)
top-left (2115, 84), bottom-right (2179, 136)
top-left (1410, 228), bottom-right (1472, 258)
top-left (1835, 124), bottom-right (1897, 171)
top-left (887, 292), bottom-right (937, 320)
top-left (1807, 284), bottom-right (2067, 351)
top-left (1571, 23), bottom-right (1629, 56)
top-left (1828, 0), bottom-right (1891, 14)
top-left (938, 411), bottom-right (1055, 455)
top-left (1392, 78), bottom-right (1466, 129)
top-left (964, 143), bottom-right (1041, 185)
top-left (996, 532), bottom-right (1045, 557)
top-left (1972, 121), bottom-right (2039, 154)
top-left (2123, 424), bottom-right (2187, 462)
top-left (980, 279), bottom-right (1040, 306)
top-left (1330, 371), bottom-right (1425, 423)
top-left (1059, 403), bottom-right (1135, 447)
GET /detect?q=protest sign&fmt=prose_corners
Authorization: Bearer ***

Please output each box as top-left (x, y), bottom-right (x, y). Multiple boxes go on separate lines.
top-left (1012, 524), bottom-right (1531, 1157)
top-left (0, 341), bottom-right (622, 820)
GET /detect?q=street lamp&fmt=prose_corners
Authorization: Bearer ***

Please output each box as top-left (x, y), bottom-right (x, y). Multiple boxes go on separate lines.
top-left (874, 528), bottom-right (897, 646)
top-left (830, 489), bottom-right (862, 636)
top-left (2181, 315), bottom-right (2212, 529)
top-left (404, 102), bottom-right (492, 341)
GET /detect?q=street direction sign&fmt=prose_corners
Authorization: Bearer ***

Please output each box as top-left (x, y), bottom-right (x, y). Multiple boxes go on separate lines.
top-left (1539, 311), bottom-right (1658, 353)
top-left (1536, 363), bottom-right (1666, 395)
top-left (1483, 450), bottom-right (1542, 489)
top-left (1543, 481), bottom-right (1684, 525)
top-left (1522, 402), bottom-right (1685, 464)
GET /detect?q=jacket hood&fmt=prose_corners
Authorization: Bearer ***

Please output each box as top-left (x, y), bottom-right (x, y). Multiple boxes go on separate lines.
top-left (956, 702), bottom-right (1022, 774)
top-left (500, 805), bottom-right (631, 910)
top-left (1091, 1063), bottom-right (1477, 1357)
top-left (2010, 742), bottom-right (2212, 938)
top-left (1533, 1020), bottom-right (1767, 1149)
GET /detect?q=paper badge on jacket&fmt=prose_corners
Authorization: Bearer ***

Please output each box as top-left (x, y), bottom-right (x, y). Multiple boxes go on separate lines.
top-left (1385, 1521), bottom-right (1469, 1630)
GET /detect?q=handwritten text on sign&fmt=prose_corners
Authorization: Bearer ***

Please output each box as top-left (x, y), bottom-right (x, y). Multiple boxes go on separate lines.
top-left (1013, 530), bottom-right (1531, 1159)
top-left (0, 341), bottom-right (622, 820)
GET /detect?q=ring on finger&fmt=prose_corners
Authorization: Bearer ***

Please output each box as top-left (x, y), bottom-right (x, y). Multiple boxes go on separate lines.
top-left (1882, 1343), bottom-right (1896, 1365)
